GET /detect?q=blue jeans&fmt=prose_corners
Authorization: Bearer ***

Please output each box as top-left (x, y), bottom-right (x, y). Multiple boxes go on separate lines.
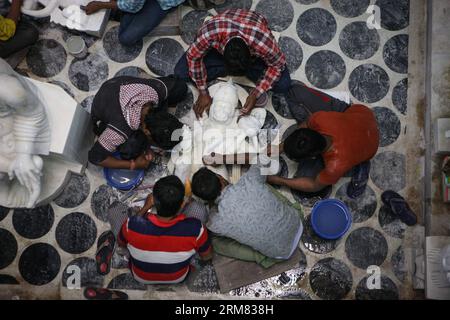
top-left (174, 49), bottom-right (291, 93)
top-left (119, 0), bottom-right (171, 46)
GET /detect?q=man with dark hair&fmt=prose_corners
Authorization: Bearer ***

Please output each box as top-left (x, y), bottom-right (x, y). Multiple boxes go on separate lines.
top-left (174, 9), bottom-right (290, 119)
top-left (97, 175), bottom-right (213, 284)
top-left (191, 167), bottom-right (226, 202)
top-left (268, 82), bottom-right (379, 198)
top-left (88, 75), bottom-right (187, 169)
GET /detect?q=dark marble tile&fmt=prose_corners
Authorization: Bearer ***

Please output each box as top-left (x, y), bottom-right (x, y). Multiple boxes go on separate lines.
top-left (279, 289), bottom-right (312, 300)
top-left (279, 36), bottom-right (303, 74)
top-left (339, 21), bottom-right (380, 60)
top-left (282, 124), bottom-right (298, 141)
top-left (391, 246), bottom-right (406, 282)
top-left (383, 34), bottom-right (409, 74)
top-left (54, 174), bottom-right (90, 209)
top-left (114, 66), bottom-right (149, 78)
top-left (145, 38), bottom-right (184, 76)
top-left (62, 257), bottom-right (104, 288)
top-left (331, 0), bottom-right (370, 18)
top-left (0, 274), bottom-right (19, 285)
top-left (103, 26), bottom-right (143, 63)
top-left (26, 39), bottom-right (67, 78)
top-left (69, 53), bottom-right (109, 92)
top-left (108, 272), bottom-right (147, 291)
top-left (290, 157), bottom-right (332, 207)
top-left (373, 106), bottom-right (401, 147)
top-left (262, 110), bottom-right (279, 130)
top-left (55, 212), bottom-right (97, 254)
top-left (91, 184), bottom-right (120, 222)
top-left (345, 227), bottom-right (388, 269)
top-left (48, 80), bottom-right (75, 98)
top-left (180, 10), bottom-right (212, 45)
top-left (0, 228), bottom-right (17, 269)
top-left (378, 205), bottom-right (406, 239)
top-left (297, 8), bottom-right (337, 47)
top-left (335, 183), bottom-right (377, 223)
top-left (355, 275), bottom-right (399, 300)
top-left (0, 206), bottom-right (9, 222)
top-left (112, 249), bottom-right (130, 269)
top-left (13, 205), bottom-right (54, 239)
top-left (186, 261), bottom-right (220, 293)
top-left (349, 64), bottom-right (390, 104)
top-left (81, 95), bottom-right (95, 113)
top-left (295, 0), bottom-right (319, 4)
top-left (301, 214), bottom-right (339, 254)
top-left (272, 92), bottom-right (294, 119)
top-left (214, 0), bottom-right (253, 13)
top-left (175, 87), bottom-right (194, 119)
top-left (255, 0), bottom-right (294, 32)
top-left (392, 78), bottom-right (408, 115)
top-left (19, 243), bottom-right (61, 286)
top-left (370, 151), bottom-right (406, 192)
top-left (305, 50), bottom-right (346, 90)
top-left (375, 0), bottom-right (410, 31)
top-left (309, 257), bottom-right (352, 300)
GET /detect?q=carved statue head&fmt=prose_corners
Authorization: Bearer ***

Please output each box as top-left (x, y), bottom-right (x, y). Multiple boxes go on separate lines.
top-left (210, 79), bottom-right (239, 124)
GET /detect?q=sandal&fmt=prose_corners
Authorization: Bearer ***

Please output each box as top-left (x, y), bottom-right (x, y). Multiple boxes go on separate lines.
top-left (83, 287), bottom-right (128, 300)
top-left (347, 161), bottom-right (371, 199)
top-left (381, 190), bottom-right (417, 226)
top-left (95, 231), bottom-right (116, 276)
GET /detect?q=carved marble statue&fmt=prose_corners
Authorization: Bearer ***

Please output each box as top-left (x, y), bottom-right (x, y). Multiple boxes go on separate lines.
top-left (10, 0), bottom-right (110, 36)
top-left (0, 59), bottom-right (50, 208)
top-left (0, 58), bottom-right (93, 208)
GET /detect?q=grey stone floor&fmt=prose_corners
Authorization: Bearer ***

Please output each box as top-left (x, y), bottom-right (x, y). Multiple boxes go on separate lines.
top-left (0, 0), bottom-right (424, 300)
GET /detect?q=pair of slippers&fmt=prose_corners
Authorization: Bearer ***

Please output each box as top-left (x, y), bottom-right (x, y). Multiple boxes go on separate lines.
top-left (96, 231), bottom-right (116, 276)
top-left (381, 190), bottom-right (418, 226)
top-left (84, 287), bottom-right (128, 300)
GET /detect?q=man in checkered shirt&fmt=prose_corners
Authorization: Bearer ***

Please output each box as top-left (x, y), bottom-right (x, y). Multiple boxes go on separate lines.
top-left (174, 9), bottom-right (291, 119)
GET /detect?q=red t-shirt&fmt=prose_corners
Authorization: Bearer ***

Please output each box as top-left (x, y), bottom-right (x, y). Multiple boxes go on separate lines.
top-left (308, 105), bottom-right (379, 185)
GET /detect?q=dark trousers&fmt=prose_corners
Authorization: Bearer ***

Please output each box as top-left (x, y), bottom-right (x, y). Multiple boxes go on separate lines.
top-left (118, 0), bottom-right (171, 46)
top-left (286, 82), bottom-right (350, 123)
top-left (0, 21), bottom-right (38, 59)
top-left (174, 48), bottom-right (291, 94)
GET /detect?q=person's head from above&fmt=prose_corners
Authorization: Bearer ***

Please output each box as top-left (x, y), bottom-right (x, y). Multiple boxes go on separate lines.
top-left (210, 80), bottom-right (239, 123)
top-left (223, 37), bottom-right (252, 76)
top-left (153, 175), bottom-right (185, 218)
top-left (284, 128), bottom-right (327, 162)
top-left (143, 111), bottom-right (183, 150)
top-left (118, 130), bottom-right (149, 160)
top-left (191, 167), bottom-right (228, 202)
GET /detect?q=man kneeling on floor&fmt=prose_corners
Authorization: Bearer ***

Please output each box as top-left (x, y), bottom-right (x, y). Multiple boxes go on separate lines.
top-left (97, 175), bottom-right (213, 284)
top-left (191, 160), bottom-right (303, 267)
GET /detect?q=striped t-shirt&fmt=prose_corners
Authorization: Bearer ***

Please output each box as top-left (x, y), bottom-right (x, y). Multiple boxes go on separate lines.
top-left (118, 213), bottom-right (211, 284)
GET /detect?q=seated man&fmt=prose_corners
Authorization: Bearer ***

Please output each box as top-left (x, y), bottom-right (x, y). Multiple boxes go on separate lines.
top-left (191, 163), bottom-right (303, 261)
top-left (174, 9), bottom-right (291, 119)
top-left (84, 0), bottom-right (186, 46)
top-left (0, 0), bottom-right (39, 66)
top-left (88, 75), bottom-right (187, 169)
top-left (110, 175), bottom-right (213, 284)
top-left (267, 82), bottom-right (380, 198)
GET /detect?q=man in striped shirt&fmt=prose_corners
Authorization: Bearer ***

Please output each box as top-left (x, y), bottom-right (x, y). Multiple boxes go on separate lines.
top-left (174, 9), bottom-right (291, 119)
top-left (118, 175), bottom-right (213, 284)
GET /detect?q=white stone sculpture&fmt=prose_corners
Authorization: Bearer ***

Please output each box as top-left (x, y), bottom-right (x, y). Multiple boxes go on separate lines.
top-left (11, 0), bottom-right (110, 37)
top-left (0, 58), bottom-right (93, 208)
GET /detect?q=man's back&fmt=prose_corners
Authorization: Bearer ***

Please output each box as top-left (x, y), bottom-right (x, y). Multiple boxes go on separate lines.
top-left (119, 213), bottom-right (211, 284)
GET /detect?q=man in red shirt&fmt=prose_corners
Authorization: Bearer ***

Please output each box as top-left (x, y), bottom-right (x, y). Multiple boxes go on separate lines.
top-left (268, 83), bottom-right (380, 199)
top-left (174, 9), bottom-right (290, 119)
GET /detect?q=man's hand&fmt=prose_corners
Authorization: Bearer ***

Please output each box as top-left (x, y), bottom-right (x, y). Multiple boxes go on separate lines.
top-left (8, 154), bottom-right (43, 206)
top-left (82, 1), bottom-right (105, 15)
top-left (240, 92), bottom-right (258, 116)
top-left (134, 151), bottom-right (154, 169)
top-left (138, 194), bottom-right (154, 216)
top-left (194, 92), bottom-right (212, 119)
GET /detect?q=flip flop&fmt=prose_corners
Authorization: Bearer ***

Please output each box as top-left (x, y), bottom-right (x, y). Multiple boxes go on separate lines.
top-left (381, 190), bottom-right (417, 226)
top-left (346, 161), bottom-right (371, 199)
top-left (83, 287), bottom-right (128, 300)
top-left (95, 231), bottom-right (116, 276)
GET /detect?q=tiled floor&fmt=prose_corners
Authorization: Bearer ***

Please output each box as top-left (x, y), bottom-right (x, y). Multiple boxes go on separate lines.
top-left (0, 0), bottom-right (423, 299)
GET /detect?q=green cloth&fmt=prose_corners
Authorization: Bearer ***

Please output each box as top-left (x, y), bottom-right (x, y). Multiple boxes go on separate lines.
top-left (212, 187), bottom-right (304, 269)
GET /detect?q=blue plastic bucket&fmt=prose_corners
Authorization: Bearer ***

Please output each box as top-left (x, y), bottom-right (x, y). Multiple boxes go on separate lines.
top-left (103, 153), bottom-right (145, 191)
top-left (311, 199), bottom-right (352, 240)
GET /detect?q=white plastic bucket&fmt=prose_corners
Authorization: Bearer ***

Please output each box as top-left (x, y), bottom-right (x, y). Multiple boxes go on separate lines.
top-left (66, 36), bottom-right (88, 59)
